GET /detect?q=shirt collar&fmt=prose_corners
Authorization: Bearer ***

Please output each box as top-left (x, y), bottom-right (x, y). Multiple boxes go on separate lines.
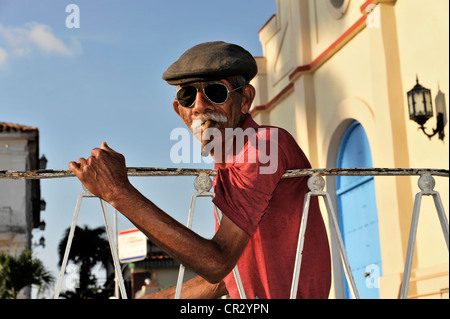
top-left (240, 113), bottom-right (259, 131)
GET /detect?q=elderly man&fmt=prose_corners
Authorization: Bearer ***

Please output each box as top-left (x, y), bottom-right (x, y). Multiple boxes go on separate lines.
top-left (69, 41), bottom-right (331, 299)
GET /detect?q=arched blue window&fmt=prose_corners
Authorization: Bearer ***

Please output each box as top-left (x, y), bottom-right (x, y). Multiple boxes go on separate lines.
top-left (336, 121), bottom-right (383, 299)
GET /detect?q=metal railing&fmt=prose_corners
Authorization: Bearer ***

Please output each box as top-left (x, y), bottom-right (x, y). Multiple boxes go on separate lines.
top-left (0, 167), bottom-right (448, 299)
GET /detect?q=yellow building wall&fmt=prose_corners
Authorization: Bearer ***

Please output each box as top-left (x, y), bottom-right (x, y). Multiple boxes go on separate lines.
top-left (394, 0), bottom-right (449, 298)
top-left (251, 0), bottom-right (448, 299)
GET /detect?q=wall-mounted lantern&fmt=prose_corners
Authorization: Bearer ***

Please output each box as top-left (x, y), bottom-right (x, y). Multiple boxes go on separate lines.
top-left (40, 199), bottom-right (46, 211)
top-left (38, 220), bottom-right (46, 231)
top-left (39, 155), bottom-right (48, 169)
top-left (407, 76), bottom-right (446, 141)
top-left (33, 236), bottom-right (46, 248)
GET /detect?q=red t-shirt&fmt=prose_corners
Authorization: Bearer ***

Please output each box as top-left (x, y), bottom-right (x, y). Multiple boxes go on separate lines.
top-left (212, 115), bottom-right (331, 299)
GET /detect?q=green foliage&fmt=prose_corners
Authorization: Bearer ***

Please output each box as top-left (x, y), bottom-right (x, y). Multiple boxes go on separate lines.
top-left (57, 225), bottom-right (112, 299)
top-left (0, 249), bottom-right (55, 299)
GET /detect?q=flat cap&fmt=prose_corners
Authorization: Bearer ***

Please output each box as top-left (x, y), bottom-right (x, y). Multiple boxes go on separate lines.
top-left (163, 41), bottom-right (258, 85)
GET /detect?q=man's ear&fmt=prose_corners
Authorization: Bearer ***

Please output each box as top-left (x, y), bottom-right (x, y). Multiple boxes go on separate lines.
top-left (240, 84), bottom-right (255, 114)
top-left (173, 100), bottom-right (181, 116)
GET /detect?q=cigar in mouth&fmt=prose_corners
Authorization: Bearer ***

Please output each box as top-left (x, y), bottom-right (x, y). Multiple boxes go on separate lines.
top-left (201, 120), bottom-right (212, 157)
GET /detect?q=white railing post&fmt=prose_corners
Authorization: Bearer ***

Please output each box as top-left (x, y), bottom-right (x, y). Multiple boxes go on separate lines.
top-left (53, 185), bottom-right (128, 299)
top-left (400, 173), bottom-right (449, 299)
top-left (174, 172), bottom-right (246, 299)
top-left (290, 174), bottom-right (360, 299)
top-left (53, 190), bottom-right (83, 299)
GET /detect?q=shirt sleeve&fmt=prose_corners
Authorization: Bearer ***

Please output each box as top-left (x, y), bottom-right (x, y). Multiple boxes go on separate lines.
top-left (212, 128), bottom-right (287, 236)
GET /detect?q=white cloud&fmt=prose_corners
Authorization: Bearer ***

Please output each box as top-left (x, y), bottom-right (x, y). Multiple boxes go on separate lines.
top-left (0, 47), bottom-right (8, 69)
top-left (0, 22), bottom-right (81, 67)
top-left (28, 23), bottom-right (74, 55)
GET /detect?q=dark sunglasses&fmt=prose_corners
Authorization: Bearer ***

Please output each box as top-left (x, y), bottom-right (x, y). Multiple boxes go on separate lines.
top-left (176, 83), bottom-right (246, 108)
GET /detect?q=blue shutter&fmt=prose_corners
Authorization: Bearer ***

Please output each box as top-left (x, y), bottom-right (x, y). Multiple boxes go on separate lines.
top-left (336, 122), bottom-right (383, 299)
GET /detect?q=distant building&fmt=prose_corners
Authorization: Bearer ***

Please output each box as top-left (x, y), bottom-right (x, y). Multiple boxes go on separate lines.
top-left (126, 240), bottom-right (197, 299)
top-left (251, 0), bottom-right (448, 299)
top-left (0, 122), bottom-right (46, 298)
top-left (104, 230), bottom-right (196, 299)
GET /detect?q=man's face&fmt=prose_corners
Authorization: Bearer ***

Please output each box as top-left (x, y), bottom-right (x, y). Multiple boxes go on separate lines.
top-left (172, 78), bottom-right (253, 141)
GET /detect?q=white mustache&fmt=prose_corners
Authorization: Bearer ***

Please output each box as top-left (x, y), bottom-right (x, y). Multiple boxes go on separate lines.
top-left (191, 113), bottom-right (227, 131)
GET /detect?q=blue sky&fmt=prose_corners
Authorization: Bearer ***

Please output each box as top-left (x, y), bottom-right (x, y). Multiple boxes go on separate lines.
top-left (0, 0), bottom-right (276, 297)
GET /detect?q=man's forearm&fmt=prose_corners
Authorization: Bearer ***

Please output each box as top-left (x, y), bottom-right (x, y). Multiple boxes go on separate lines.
top-left (109, 184), bottom-right (233, 283)
top-left (140, 276), bottom-right (228, 299)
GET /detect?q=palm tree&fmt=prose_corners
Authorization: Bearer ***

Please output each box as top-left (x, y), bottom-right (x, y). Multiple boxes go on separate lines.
top-left (57, 225), bottom-right (112, 298)
top-left (0, 249), bottom-right (55, 299)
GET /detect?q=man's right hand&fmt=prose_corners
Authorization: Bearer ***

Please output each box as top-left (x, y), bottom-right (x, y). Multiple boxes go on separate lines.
top-left (68, 142), bottom-right (132, 203)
